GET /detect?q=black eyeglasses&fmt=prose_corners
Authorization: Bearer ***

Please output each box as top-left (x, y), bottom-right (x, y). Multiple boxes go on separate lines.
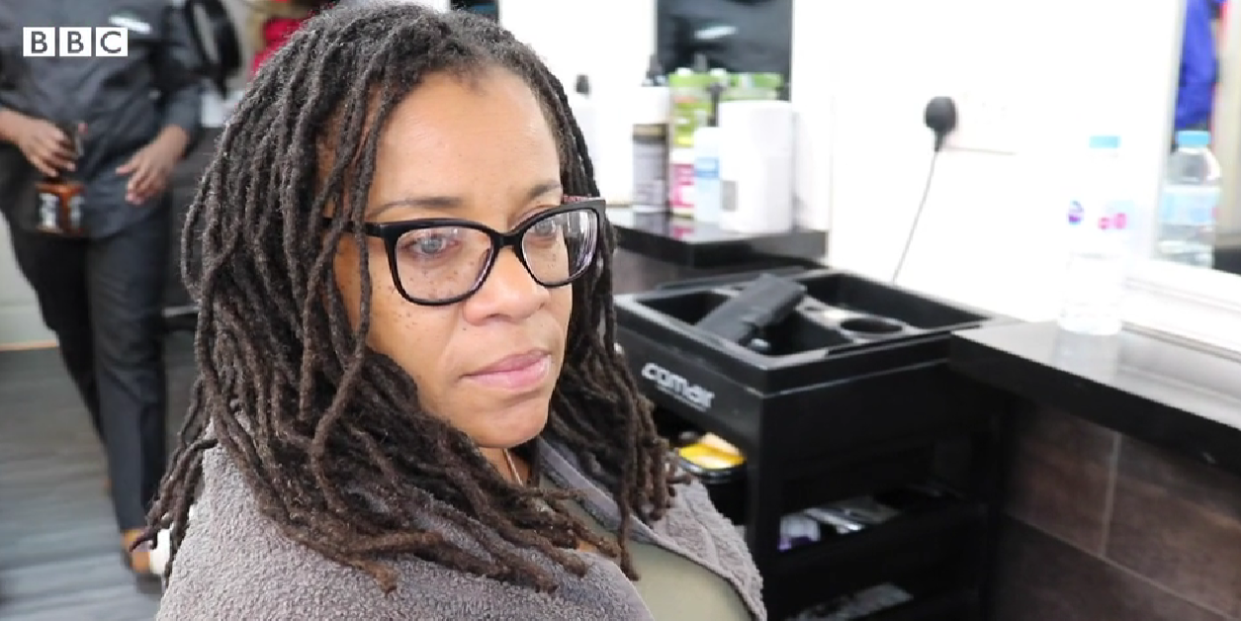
top-left (330, 198), bottom-right (605, 306)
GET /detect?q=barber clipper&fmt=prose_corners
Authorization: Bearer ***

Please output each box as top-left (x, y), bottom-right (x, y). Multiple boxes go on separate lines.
top-left (695, 274), bottom-right (807, 345)
top-left (34, 122), bottom-right (86, 237)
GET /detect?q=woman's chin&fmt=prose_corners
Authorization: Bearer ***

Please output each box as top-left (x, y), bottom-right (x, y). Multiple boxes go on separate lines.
top-left (465, 400), bottom-right (550, 449)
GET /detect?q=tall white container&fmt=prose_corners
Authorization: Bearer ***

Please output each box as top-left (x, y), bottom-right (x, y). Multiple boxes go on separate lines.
top-left (717, 100), bottom-right (796, 234)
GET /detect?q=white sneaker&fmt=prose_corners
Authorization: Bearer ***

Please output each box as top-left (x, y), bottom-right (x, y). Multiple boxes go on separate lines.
top-left (149, 504), bottom-right (197, 577)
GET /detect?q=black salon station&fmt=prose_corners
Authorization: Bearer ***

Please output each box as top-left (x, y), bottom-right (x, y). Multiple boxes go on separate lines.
top-left (610, 210), bottom-right (1010, 620)
top-left (610, 209), bottom-right (1241, 621)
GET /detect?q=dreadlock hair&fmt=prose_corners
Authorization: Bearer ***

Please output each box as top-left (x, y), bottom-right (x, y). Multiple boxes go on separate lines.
top-left (140, 1), bottom-right (679, 594)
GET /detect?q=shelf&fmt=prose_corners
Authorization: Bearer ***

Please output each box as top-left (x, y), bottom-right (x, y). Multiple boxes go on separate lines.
top-left (608, 208), bottom-right (827, 268)
top-left (790, 588), bottom-right (977, 621)
top-left (764, 501), bottom-right (984, 618)
top-left (860, 590), bottom-right (978, 621)
top-left (693, 444), bottom-right (938, 524)
top-left (773, 500), bottom-right (983, 577)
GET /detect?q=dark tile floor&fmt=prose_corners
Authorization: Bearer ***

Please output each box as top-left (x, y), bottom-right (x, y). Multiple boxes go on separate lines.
top-left (0, 335), bottom-right (195, 621)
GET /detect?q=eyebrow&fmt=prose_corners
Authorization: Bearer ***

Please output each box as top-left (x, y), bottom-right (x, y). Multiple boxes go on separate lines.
top-left (371, 180), bottom-right (564, 216)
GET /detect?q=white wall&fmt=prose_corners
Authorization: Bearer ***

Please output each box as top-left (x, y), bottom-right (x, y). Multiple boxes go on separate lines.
top-left (501, 0), bottom-right (1183, 321)
top-left (502, 0), bottom-right (655, 91)
top-left (5, 0), bottom-right (1180, 345)
top-left (499, 0), bottom-right (656, 203)
top-left (794, 0), bottom-right (1182, 321)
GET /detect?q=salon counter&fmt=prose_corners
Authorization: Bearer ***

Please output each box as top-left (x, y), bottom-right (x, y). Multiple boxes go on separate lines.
top-left (606, 208), bottom-right (829, 294)
top-left (949, 322), bottom-right (1241, 621)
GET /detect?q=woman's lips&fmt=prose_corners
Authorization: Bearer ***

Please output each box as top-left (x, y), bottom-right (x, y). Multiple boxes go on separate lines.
top-left (464, 350), bottom-right (551, 392)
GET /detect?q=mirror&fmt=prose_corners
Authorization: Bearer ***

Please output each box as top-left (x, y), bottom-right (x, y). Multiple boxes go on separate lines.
top-left (1166, 0), bottom-right (1241, 276)
top-left (655, 0), bottom-right (792, 87)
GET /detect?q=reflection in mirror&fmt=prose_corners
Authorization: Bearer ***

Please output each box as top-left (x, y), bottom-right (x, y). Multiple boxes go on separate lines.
top-left (655, 0), bottom-right (792, 89)
top-left (1165, 0), bottom-right (1240, 276)
top-left (451, 0), bottom-right (498, 20)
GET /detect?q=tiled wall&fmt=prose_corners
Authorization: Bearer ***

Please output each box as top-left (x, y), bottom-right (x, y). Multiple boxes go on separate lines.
top-left (992, 406), bottom-right (1241, 620)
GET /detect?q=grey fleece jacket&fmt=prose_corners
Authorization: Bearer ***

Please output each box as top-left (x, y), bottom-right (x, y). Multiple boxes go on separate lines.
top-left (157, 439), bottom-right (766, 620)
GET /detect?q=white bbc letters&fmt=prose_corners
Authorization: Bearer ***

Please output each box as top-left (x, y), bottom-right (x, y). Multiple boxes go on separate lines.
top-left (22, 27), bottom-right (129, 57)
top-left (60, 27), bottom-right (92, 57)
top-left (96, 27), bottom-right (128, 57)
top-left (22, 28), bottom-right (55, 57)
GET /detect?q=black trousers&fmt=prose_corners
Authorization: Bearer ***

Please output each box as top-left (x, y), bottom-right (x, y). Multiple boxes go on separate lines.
top-left (4, 201), bottom-right (170, 532)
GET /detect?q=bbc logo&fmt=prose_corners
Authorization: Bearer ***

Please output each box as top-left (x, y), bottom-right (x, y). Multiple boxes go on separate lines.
top-left (22, 27), bottom-right (129, 58)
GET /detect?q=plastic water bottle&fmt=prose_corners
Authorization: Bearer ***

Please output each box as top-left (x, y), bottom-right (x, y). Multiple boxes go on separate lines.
top-left (692, 82), bottom-right (726, 223)
top-left (692, 120), bottom-right (722, 222)
top-left (1059, 135), bottom-right (1132, 336)
top-left (1158, 130), bottom-right (1219, 267)
top-left (632, 56), bottom-right (671, 214)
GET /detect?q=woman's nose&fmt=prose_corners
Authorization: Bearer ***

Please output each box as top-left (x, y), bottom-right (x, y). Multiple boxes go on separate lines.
top-left (461, 247), bottom-right (548, 322)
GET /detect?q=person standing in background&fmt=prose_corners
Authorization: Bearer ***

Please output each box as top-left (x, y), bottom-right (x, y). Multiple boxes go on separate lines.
top-left (248, 0), bottom-right (333, 77)
top-left (0, 0), bottom-right (202, 582)
top-left (1177, 0), bottom-right (1219, 131)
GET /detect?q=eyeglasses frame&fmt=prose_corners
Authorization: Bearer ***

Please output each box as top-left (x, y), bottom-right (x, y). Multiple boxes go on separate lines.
top-left (326, 198), bottom-right (607, 306)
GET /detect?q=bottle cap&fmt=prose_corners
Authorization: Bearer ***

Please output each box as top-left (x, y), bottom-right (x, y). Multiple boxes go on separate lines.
top-left (56, 122), bottom-right (82, 157)
top-left (1088, 135), bottom-right (1121, 150)
top-left (1175, 129), bottom-right (1211, 149)
top-left (574, 74), bottom-right (591, 97)
top-left (692, 53), bottom-right (709, 73)
top-left (643, 55), bottom-right (666, 86)
top-left (707, 81), bottom-right (726, 127)
top-left (51, 121), bottom-right (82, 180)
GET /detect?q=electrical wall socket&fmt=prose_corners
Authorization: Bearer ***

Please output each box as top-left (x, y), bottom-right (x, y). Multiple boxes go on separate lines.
top-left (946, 90), bottom-right (1020, 155)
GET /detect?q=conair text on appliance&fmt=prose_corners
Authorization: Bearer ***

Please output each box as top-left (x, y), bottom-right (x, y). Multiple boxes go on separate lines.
top-left (640, 362), bottom-right (715, 412)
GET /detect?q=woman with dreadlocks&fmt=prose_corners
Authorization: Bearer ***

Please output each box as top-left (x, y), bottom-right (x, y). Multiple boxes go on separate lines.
top-left (146, 2), bottom-right (763, 619)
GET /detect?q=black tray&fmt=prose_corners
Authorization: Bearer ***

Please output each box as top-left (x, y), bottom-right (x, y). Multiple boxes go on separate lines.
top-left (616, 268), bottom-right (997, 394)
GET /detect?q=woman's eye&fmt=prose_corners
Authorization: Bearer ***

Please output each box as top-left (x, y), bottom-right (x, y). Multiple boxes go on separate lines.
top-left (401, 229), bottom-right (461, 259)
top-left (529, 217), bottom-right (561, 239)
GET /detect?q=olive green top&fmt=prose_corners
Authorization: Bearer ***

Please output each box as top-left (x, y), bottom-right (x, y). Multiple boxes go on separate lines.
top-left (547, 478), bottom-right (753, 621)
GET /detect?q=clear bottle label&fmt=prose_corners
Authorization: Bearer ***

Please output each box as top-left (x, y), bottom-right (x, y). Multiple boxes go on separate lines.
top-left (1159, 185), bottom-right (1218, 227)
top-left (1067, 199), bottom-right (1132, 230)
top-left (38, 192), bottom-right (59, 231)
top-left (1066, 197), bottom-right (1133, 253)
top-left (694, 156), bottom-right (722, 220)
top-left (69, 195), bottom-right (84, 230)
top-left (722, 180), bottom-right (737, 213)
top-left (632, 125), bottom-right (669, 211)
top-left (694, 157), bottom-right (719, 178)
top-left (669, 160), bottom-right (696, 213)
